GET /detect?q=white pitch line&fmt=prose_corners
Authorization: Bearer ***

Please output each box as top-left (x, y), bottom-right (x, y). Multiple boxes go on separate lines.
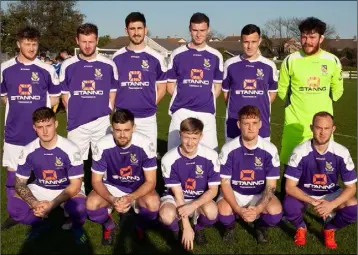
top-left (216, 116), bottom-right (357, 139)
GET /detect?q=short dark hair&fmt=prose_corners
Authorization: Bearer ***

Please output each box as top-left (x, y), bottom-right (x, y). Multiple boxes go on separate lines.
top-left (299, 17), bottom-right (326, 35)
top-left (238, 105), bottom-right (261, 121)
top-left (125, 12), bottom-right (146, 28)
top-left (180, 118), bottom-right (204, 134)
top-left (241, 24), bottom-right (261, 37)
top-left (77, 23), bottom-right (98, 38)
top-left (16, 26), bottom-right (40, 41)
top-left (189, 12), bottom-right (210, 27)
top-left (312, 111), bottom-right (335, 125)
top-left (55, 55), bottom-right (64, 62)
top-left (40, 52), bottom-right (46, 58)
top-left (60, 49), bottom-right (68, 54)
top-left (111, 109), bottom-right (135, 125)
top-left (32, 107), bottom-right (56, 124)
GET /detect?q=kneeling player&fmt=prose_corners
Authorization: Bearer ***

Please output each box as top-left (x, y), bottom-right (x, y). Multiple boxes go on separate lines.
top-left (217, 105), bottom-right (282, 244)
top-left (9, 107), bottom-right (87, 244)
top-left (86, 109), bottom-right (160, 246)
top-left (283, 111), bottom-right (357, 249)
top-left (159, 118), bottom-right (220, 251)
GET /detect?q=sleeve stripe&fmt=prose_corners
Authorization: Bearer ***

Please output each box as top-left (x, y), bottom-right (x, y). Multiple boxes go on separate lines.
top-left (156, 80), bottom-right (168, 84)
top-left (61, 91), bottom-right (70, 94)
top-left (49, 93), bottom-right (61, 97)
top-left (68, 174), bottom-right (84, 179)
top-left (15, 173), bottom-right (30, 179)
top-left (1, 93), bottom-right (8, 96)
top-left (165, 183), bottom-right (181, 187)
top-left (91, 168), bottom-right (105, 175)
top-left (208, 181), bottom-right (220, 185)
top-left (213, 80), bottom-right (223, 84)
top-left (344, 179), bottom-right (357, 185)
top-left (268, 89), bottom-right (278, 92)
top-left (266, 176), bottom-right (280, 180)
top-left (220, 174), bottom-right (231, 179)
top-left (143, 166), bottom-right (157, 171)
top-left (168, 79), bottom-right (177, 82)
top-left (284, 174), bottom-right (299, 181)
top-left (110, 89), bottom-right (117, 92)
top-left (222, 88), bottom-right (229, 92)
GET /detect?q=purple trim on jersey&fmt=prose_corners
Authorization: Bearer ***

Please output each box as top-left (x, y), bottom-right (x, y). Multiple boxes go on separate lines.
top-left (285, 140), bottom-right (357, 196)
top-left (220, 137), bottom-right (279, 195)
top-left (1, 57), bottom-right (60, 145)
top-left (163, 147), bottom-right (220, 199)
top-left (91, 138), bottom-right (157, 194)
top-left (223, 56), bottom-right (277, 139)
top-left (16, 139), bottom-right (83, 190)
top-left (60, 55), bottom-right (118, 131)
top-left (113, 47), bottom-right (167, 118)
top-left (168, 45), bottom-right (223, 115)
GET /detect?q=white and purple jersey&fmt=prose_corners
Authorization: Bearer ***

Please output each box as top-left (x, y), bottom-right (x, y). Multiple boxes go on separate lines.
top-left (223, 55), bottom-right (278, 139)
top-left (167, 44), bottom-right (223, 115)
top-left (1, 57), bottom-right (60, 146)
top-left (219, 136), bottom-right (280, 195)
top-left (112, 46), bottom-right (167, 118)
top-left (16, 135), bottom-right (83, 190)
top-left (60, 55), bottom-right (118, 131)
top-left (161, 145), bottom-right (220, 199)
top-left (91, 132), bottom-right (157, 194)
top-left (285, 139), bottom-right (357, 196)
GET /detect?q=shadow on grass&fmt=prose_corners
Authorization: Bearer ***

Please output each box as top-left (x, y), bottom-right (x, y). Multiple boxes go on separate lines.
top-left (17, 207), bottom-right (94, 254)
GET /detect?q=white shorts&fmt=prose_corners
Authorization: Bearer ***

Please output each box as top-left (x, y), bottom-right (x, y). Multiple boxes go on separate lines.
top-left (67, 115), bottom-right (111, 160)
top-left (217, 191), bottom-right (263, 208)
top-left (27, 183), bottom-right (86, 208)
top-left (168, 108), bottom-right (218, 151)
top-left (134, 114), bottom-right (157, 153)
top-left (160, 195), bottom-right (200, 224)
top-left (2, 142), bottom-right (24, 170)
top-left (105, 183), bottom-right (139, 214)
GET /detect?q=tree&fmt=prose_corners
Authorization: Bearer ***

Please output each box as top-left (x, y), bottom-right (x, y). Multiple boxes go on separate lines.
top-left (98, 35), bottom-right (112, 48)
top-left (207, 29), bottom-right (225, 42)
top-left (1, 1), bottom-right (85, 56)
top-left (263, 17), bottom-right (337, 59)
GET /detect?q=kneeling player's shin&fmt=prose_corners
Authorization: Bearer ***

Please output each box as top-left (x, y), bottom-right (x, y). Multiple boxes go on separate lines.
top-left (137, 207), bottom-right (158, 229)
top-left (64, 197), bottom-right (87, 227)
top-left (283, 195), bottom-right (306, 228)
top-left (257, 212), bottom-right (283, 227)
top-left (8, 197), bottom-right (42, 225)
top-left (6, 171), bottom-right (16, 197)
top-left (194, 214), bottom-right (217, 231)
top-left (87, 207), bottom-right (115, 229)
top-left (325, 205), bottom-right (357, 230)
top-left (218, 214), bottom-right (235, 229)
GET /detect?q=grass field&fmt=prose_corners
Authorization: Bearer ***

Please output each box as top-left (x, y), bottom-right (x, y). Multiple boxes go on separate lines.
top-left (1, 79), bottom-right (357, 254)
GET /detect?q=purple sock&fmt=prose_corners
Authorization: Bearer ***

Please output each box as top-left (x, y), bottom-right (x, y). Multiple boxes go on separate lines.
top-left (218, 213), bottom-right (235, 229)
top-left (325, 205), bottom-right (357, 230)
top-left (87, 207), bottom-right (115, 230)
top-left (64, 197), bottom-right (87, 228)
top-left (8, 197), bottom-right (41, 225)
top-left (137, 207), bottom-right (158, 229)
top-left (257, 212), bottom-right (283, 228)
top-left (194, 214), bottom-right (217, 231)
top-left (283, 195), bottom-right (306, 229)
top-left (6, 171), bottom-right (16, 198)
top-left (164, 218), bottom-right (179, 232)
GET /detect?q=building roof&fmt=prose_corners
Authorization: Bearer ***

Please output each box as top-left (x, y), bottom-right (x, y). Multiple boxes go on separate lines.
top-left (151, 38), bottom-right (182, 51)
top-left (102, 36), bottom-right (130, 49)
top-left (208, 41), bottom-right (243, 56)
top-left (222, 36), bottom-right (241, 42)
top-left (323, 38), bottom-right (357, 50)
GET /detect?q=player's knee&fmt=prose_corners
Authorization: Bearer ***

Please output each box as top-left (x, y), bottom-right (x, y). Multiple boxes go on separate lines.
top-left (201, 201), bottom-right (218, 220)
top-left (138, 192), bottom-right (160, 211)
top-left (159, 204), bottom-right (176, 225)
top-left (217, 199), bottom-right (233, 216)
top-left (86, 192), bottom-right (102, 210)
top-left (264, 197), bottom-right (282, 215)
top-left (339, 197), bottom-right (358, 209)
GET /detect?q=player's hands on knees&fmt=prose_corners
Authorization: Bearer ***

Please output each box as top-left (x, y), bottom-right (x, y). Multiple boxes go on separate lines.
top-left (241, 207), bottom-right (257, 222)
top-left (113, 196), bottom-right (131, 213)
top-left (313, 199), bottom-right (333, 219)
top-left (182, 225), bottom-right (194, 250)
top-left (177, 203), bottom-right (197, 219)
top-left (33, 201), bottom-right (53, 218)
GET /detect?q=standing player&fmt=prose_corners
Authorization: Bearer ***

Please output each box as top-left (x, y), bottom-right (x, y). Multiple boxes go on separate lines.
top-left (283, 112), bottom-right (357, 249)
top-left (86, 109), bottom-right (160, 246)
top-left (223, 24), bottom-right (278, 142)
top-left (167, 12), bottom-right (223, 151)
top-left (217, 105), bottom-right (282, 244)
top-left (60, 23), bottom-right (118, 162)
top-left (8, 107), bottom-right (87, 244)
top-left (1, 27), bottom-right (60, 229)
top-left (112, 12), bottom-right (167, 152)
top-left (159, 117), bottom-right (220, 250)
top-left (277, 17), bottom-right (343, 168)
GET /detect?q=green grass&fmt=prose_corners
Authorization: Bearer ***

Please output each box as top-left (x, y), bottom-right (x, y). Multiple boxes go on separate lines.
top-left (1, 79), bottom-right (357, 254)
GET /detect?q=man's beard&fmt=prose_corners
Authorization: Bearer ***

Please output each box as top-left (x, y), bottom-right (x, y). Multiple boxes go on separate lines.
top-left (130, 36), bottom-right (144, 45)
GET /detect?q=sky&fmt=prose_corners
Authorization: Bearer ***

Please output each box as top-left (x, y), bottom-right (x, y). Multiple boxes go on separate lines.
top-left (1, 1), bottom-right (357, 39)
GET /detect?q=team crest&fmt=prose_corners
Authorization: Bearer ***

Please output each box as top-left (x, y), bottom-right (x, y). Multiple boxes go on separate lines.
top-left (55, 157), bottom-right (64, 167)
top-left (321, 65), bottom-right (327, 75)
top-left (94, 68), bottom-right (103, 78)
top-left (130, 153), bottom-right (138, 164)
top-left (254, 157), bottom-right (263, 168)
top-left (203, 58), bottom-right (211, 68)
top-left (141, 60), bottom-right (149, 69)
top-left (195, 165), bottom-right (204, 176)
top-left (31, 72), bottom-right (39, 82)
top-left (325, 161), bottom-right (334, 172)
top-left (256, 69), bottom-right (264, 79)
